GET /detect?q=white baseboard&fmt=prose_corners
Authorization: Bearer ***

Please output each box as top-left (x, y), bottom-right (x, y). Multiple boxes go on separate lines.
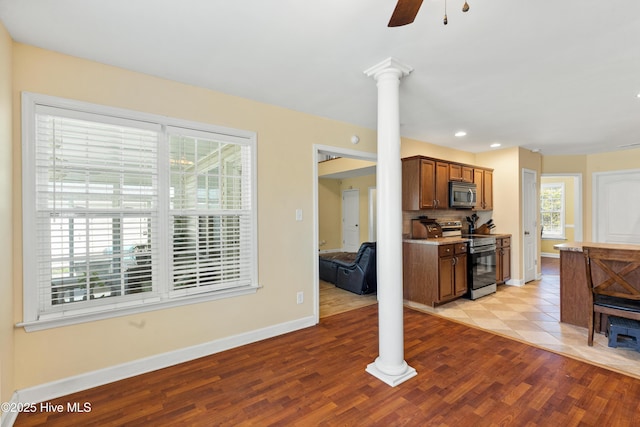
top-left (2, 315), bottom-right (316, 427)
top-left (1, 394), bottom-right (19, 427)
top-left (541, 252), bottom-right (560, 259)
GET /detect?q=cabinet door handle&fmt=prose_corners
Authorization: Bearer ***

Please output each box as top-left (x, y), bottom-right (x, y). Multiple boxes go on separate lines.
top-left (452, 257), bottom-right (457, 266)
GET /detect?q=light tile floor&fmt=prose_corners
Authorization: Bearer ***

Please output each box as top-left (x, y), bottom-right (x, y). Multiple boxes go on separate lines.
top-left (406, 272), bottom-right (640, 379)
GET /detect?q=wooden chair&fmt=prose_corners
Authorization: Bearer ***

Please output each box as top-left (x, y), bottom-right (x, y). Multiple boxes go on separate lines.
top-left (583, 246), bottom-right (640, 346)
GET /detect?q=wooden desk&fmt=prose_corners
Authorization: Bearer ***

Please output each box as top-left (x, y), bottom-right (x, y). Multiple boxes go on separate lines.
top-left (555, 242), bottom-right (640, 328)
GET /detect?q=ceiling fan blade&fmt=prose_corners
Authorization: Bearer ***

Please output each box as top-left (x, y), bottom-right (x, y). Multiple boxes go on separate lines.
top-left (388, 0), bottom-right (424, 27)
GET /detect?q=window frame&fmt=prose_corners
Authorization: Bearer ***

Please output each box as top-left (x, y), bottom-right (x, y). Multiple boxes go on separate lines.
top-left (20, 92), bottom-right (259, 331)
top-left (540, 182), bottom-right (565, 240)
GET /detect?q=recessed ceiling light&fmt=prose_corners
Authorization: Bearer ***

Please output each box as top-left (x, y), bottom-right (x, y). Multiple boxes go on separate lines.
top-left (490, 143), bottom-right (501, 148)
top-left (454, 131), bottom-right (467, 137)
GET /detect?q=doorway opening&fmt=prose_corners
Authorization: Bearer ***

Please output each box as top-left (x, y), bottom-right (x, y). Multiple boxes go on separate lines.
top-left (313, 144), bottom-right (377, 323)
top-left (540, 173), bottom-right (583, 259)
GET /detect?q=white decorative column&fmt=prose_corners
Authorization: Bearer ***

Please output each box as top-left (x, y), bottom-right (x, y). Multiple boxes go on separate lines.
top-left (364, 57), bottom-right (417, 386)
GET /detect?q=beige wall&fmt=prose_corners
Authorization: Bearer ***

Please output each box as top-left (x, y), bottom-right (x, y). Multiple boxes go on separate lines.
top-left (476, 147), bottom-right (535, 282)
top-left (401, 138), bottom-right (475, 164)
top-left (543, 149), bottom-right (640, 242)
top-left (318, 178), bottom-right (342, 250)
top-left (318, 174), bottom-right (376, 251)
top-left (0, 21), bottom-right (13, 410)
top-left (10, 43), bottom-right (378, 389)
top-left (318, 158), bottom-right (375, 177)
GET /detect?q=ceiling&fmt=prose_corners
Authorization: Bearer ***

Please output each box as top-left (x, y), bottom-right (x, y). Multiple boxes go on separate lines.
top-left (1, 0), bottom-right (639, 156)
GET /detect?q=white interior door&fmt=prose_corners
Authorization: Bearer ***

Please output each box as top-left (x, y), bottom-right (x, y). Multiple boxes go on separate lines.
top-left (522, 169), bottom-right (537, 283)
top-left (594, 170), bottom-right (640, 243)
top-left (342, 189), bottom-right (360, 252)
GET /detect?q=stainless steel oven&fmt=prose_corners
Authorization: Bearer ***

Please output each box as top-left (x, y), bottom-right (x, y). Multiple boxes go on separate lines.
top-left (466, 236), bottom-right (497, 300)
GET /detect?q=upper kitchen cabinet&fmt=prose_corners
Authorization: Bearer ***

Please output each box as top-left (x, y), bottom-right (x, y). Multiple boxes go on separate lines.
top-left (473, 168), bottom-right (493, 211)
top-left (402, 156), bottom-right (449, 210)
top-left (449, 163), bottom-right (474, 183)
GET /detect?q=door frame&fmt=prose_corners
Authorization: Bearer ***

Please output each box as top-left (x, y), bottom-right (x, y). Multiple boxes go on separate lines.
top-left (522, 168), bottom-right (538, 283)
top-left (313, 144), bottom-right (377, 323)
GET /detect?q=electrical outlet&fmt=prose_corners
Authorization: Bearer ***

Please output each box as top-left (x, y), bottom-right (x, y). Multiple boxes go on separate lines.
top-left (296, 291), bottom-right (304, 304)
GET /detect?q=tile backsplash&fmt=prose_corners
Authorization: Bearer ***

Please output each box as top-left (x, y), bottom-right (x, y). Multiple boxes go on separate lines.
top-left (402, 209), bottom-right (493, 237)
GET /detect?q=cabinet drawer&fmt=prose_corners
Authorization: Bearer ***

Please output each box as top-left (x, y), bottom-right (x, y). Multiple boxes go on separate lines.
top-left (438, 245), bottom-right (454, 257)
top-left (500, 237), bottom-right (511, 247)
top-left (455, 243), bottom-right (468, 254)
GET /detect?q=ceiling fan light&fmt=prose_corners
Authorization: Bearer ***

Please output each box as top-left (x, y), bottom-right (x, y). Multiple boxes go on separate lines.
top-left (462, 1), bottom-right (470, 12)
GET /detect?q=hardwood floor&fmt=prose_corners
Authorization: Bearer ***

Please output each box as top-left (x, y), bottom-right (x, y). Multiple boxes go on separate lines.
top-left (319, 280), bottom-right (377, 318)
top-left (541, 256), bottom-right (559, 275)
top-left (15, 303), bottom-right (640, 426)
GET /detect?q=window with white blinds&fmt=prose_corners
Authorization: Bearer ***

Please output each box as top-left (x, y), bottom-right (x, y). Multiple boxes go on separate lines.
top-left (21, 93), bottom-right (258, 329)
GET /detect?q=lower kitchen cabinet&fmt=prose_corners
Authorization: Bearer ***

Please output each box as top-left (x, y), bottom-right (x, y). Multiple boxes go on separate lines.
top-left (403, 241), bottom-right (468, 307)
top-left (496, 236), bottom-right (511, 284)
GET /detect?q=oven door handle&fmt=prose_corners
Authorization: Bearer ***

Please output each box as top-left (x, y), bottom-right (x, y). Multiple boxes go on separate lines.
top-left (469, 244), bottom-right (497, 254)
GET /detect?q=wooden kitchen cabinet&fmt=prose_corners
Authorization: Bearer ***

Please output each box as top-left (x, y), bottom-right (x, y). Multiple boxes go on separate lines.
top-left (496, 236), bottom-right (511, 284)
top-left (473, 168), bottom-right (494, 211)
top-left (402, 156), bottom-right (449, 210)
top-left (449, 163), bottom-right (474, 183)
top-left (403, 241), bottom-right (467, 307)
top-left (438, 243), bottom-right (468, 301)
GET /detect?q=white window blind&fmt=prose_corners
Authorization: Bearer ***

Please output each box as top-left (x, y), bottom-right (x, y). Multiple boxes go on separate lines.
top-left (167, 128), bottom-right (254, 295)
top-left (22, 93), bottom-right (258, 328)
top-left (34, 106), bottom-right (160, 315)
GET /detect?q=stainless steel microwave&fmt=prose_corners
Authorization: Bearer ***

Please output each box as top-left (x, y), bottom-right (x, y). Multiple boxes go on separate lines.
top-left (449, 181), bottom-right (477, 208)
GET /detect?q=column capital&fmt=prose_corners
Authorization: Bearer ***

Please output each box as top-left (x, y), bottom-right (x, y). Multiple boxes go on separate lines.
top-left (364, 57), bottom-right (413, 81)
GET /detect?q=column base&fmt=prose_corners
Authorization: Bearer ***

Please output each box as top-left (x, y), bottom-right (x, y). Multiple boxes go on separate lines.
top-left (366, 362), bottom-right (417, 387)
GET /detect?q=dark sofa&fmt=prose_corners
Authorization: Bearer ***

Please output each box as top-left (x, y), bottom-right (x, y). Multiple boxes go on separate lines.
top-left (319, 242), bottom-right (376, 295)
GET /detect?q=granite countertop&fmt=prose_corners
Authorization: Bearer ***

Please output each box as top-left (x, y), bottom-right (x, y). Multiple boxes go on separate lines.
top-left (490, 233), bottom-right (511, 238)
top-left (555, 242), bottom-right (640, 252)
top-left (404, 232), bottom-right (511, 246)
top-left (403, 236), bottom-right (470, 246)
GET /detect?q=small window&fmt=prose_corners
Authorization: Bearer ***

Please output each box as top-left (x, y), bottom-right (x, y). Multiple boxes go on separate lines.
top-left (21, 93), bottom-right (257, 329)
top-left (540, 182), bottom-right (565, 239)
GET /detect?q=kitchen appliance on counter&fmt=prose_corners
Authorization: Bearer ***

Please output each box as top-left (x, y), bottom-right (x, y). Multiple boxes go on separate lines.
top-left (464, 235), bottom-right (497, 299)
top-left (437, 219), bottom-right (463, 237)
top-left (411, 217), bottom-right (442, 238)
top-left (449, 181), bottom-right (477, 208)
